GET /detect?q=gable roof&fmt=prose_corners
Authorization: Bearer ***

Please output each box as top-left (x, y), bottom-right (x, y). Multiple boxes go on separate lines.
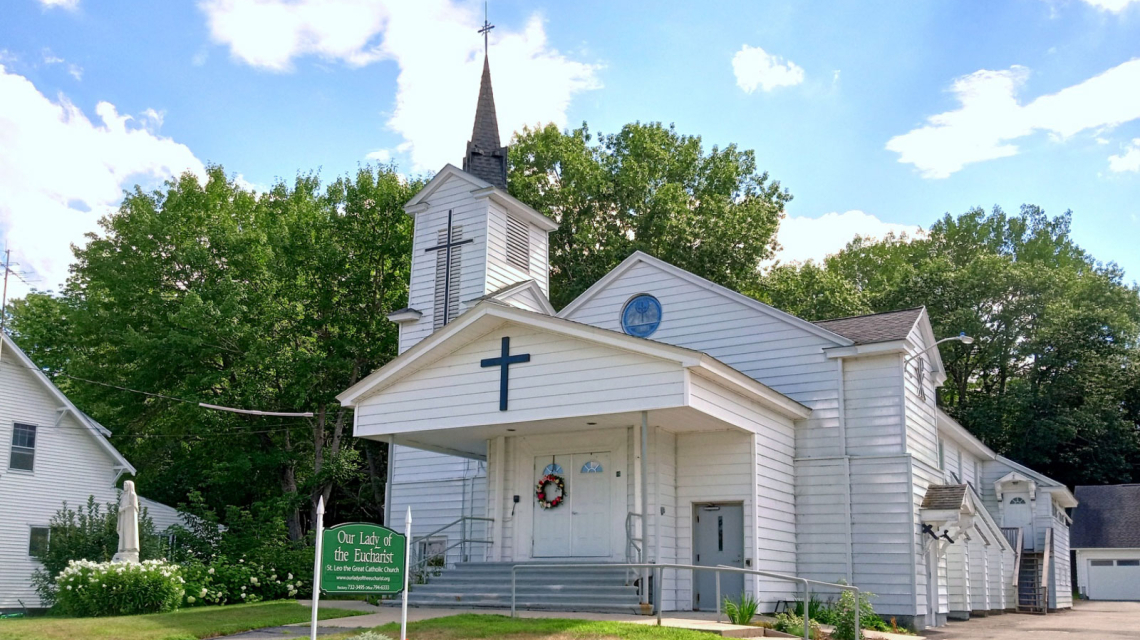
top-left (994, 454), bottom-right (1078, 507)
top-left (922, 484), bottom-right (969, 510)
top-left (337, 300), bottom-right (811, 420)
top-left (1072, 485), bottom-right (1140, 549)
top-left (404, 164), bottom-right (558, 232)
top-left (467, 279), bottom-right (556, 315)
top-left (0, 334), bottom-right (136, 475)
top-left (813, 308), bottom-right (925, 345)
top-left (558, 251), bottom-right (855, 347)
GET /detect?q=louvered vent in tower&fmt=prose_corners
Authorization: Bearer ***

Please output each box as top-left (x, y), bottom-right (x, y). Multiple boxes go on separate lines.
top-left (505, 215), bottom-right (530, 273)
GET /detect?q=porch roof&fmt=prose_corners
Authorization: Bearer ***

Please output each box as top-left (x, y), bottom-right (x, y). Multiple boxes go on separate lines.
top-left (339, 301), bottom-right (811, 457)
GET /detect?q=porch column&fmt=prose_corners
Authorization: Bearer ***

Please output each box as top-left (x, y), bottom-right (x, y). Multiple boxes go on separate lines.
top-left (640, 410), bottom-right (650, 606)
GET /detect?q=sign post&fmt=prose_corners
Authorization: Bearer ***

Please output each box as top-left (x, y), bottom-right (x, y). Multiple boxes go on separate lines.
top-left (401, 507), bottom-right (412, 640)
top-left (309, 496), bottom-right (324, 640)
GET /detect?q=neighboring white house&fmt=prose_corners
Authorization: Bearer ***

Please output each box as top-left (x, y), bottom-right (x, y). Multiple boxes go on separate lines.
top-left (336, 51), bottom-right (1075, 631)
top-left (1071, 484), bottom-right (1140, 601)
top-left (0, 334), bottom-right (178, 611)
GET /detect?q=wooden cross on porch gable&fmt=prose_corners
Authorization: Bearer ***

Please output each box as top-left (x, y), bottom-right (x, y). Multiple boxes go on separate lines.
top-left (481, 336), bottom-right (530, 411)
top-left (425, 209), bottom-right (474, 326)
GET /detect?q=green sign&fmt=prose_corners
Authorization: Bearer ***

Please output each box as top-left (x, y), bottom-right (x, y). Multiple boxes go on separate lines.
top-left (320, 522), bottom-right (406, 595)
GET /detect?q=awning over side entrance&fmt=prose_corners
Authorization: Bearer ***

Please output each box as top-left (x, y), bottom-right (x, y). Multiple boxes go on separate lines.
top-left (338, 301), bottom-right (811, 458)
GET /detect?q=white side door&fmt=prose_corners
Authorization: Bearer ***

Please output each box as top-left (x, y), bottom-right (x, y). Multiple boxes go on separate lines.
top-left (532, 456), bottom-right (572, 557)
top-left (570, 453), bottom-right (611, 557)
top-left (1003, 493), bottom-right (1034, 548)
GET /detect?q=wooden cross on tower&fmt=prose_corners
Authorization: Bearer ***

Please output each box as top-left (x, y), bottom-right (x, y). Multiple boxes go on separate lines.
top-left (425, 209), bottom-right (473, 326)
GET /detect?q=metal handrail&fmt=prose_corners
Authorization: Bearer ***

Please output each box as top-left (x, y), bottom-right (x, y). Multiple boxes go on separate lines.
top-left (1041, 528), bottom-right (1052, 614)
top-left (624, 512), bottom-right (643, 562)
top-left (510, 562), bottom-right (861, 640)
top-left (409, 516), bottom-right (494, 577)
top-left (1010, 528), bottom-right (1023, 588)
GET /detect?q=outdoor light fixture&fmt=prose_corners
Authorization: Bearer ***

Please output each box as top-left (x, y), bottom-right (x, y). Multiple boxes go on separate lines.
top-left (904, 332), bottom-right (974, 366)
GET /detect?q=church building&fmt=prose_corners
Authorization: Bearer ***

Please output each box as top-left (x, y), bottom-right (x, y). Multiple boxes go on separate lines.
top-left (337, 48), bottom-right (1075, 631)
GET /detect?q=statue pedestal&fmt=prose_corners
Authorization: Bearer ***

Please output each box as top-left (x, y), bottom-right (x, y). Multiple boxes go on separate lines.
top-left (112, 551), bottom-right (140, 563)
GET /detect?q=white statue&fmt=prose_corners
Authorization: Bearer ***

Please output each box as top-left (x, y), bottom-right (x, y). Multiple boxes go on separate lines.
top-left (112, 480), bottom-right (141, 563)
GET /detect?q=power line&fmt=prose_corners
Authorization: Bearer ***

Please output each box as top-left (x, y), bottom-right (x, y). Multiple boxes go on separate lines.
top-left (0, 358), bottom-right (316, 418)
top-left (32, 421), bottom-right (304, 439)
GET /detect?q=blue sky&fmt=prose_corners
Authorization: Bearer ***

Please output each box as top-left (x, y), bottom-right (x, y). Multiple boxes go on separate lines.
top-left (1, 0), bottom-right (1138, 298)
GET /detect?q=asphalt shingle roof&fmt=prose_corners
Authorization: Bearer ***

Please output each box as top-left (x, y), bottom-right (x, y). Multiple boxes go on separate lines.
top-left (1071, 484), bottom-right (1140, 549)
top-left (813, 307), bottom-right (925, 345)
top-left (921, 484), bottom-right (968, 510)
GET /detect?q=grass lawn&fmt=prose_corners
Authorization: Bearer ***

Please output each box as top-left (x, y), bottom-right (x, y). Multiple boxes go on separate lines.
top-left (0, 601), bottom-right (365, 640)
top-left (329, 614), bottom-right (745, 640)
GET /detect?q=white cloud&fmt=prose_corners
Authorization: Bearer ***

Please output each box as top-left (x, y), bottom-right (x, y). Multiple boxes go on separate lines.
top-left (887, 59), bottom-right (1140, 178)
top-left (1109, 138), bottom-right (1140, 172)
top-left (38, 0), bottom-right (79, 9)
top-left (732, 44), bottom-right (804, 93)
top-left (365, 149), bottom-right (391, 163)
top-left (199, 0), bottom-right (600, 171)
top-left (1080, 0), bottom-right (1140, 12)
top-left (0, 65), bottom-right (204, 297)
top-left (772, 210), bottom-right (923, 265)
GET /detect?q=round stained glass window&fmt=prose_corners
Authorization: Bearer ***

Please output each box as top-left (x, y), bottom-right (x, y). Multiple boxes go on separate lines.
top-left (621, 294), bottom-right (662, 338)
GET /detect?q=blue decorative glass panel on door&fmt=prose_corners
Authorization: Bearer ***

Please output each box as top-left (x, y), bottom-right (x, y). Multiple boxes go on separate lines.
top-left (621, 295), bottom-right (662, 338)
top-left (580, 460), bottom-right (603, 473)
top-left (542, 463), bottom-right (564, 475)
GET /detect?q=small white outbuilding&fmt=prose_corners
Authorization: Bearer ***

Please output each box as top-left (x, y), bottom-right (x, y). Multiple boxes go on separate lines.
top-left (1072, 484), bottom-right (1140, 601)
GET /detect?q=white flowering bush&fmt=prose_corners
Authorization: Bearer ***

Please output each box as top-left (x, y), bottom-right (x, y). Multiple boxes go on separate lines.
top-left (179, 556), bottom-right (307, 607)
top-left (54, 559), bottom-right (184, 617)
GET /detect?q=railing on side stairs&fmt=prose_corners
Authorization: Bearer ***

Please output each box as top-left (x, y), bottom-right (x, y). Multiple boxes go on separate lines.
top-left (409, 516), bottom-right (494, 580)
top-left (511, 562), bottom-right (861, 640)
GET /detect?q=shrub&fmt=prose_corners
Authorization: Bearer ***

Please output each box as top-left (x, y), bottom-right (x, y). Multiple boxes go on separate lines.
top-left (178, 555), bottom-right (310, 607)
top-left (831, 588), bottom-right (891, 640)
top-left (723, 592), bottom-right (759, 625)
top-left (54, 559), bottom-right (184, 617)
top-left (773, 612), bottom-right (824, 639)
top-left (31, 496), bottom-right (161, 606)
top-left (793, 592), bottom-right (838, 626)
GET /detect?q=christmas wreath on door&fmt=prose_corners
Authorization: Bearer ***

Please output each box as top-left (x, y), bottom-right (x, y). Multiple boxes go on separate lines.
top-left (536, 473), bottom-right (566, 509)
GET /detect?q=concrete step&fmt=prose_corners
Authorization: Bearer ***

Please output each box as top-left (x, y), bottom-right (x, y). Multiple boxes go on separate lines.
top-left (413, 584), bottom-right (637, 595)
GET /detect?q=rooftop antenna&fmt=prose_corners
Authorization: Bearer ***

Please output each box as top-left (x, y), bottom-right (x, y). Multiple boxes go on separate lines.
top-left (477, 1), bottom-right (494, 54)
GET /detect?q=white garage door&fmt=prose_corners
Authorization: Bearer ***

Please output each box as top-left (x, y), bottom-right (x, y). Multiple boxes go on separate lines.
top-left (1088, 558), bottom-right (1140, 600)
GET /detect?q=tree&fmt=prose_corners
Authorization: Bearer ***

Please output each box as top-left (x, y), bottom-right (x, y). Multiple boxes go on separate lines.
top-left (510, 122), bottom-right (791, 309)
top-left (768, 205), bottom-right (1140, 486)
top-left (9, 165), bottom-right (419, 538)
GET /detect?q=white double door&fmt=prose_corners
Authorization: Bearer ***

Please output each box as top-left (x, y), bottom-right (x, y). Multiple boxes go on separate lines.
top-left (532, 452), bottom-right (612, 558)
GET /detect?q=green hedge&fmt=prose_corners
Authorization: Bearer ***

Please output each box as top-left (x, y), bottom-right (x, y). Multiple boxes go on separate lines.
top-left (54, 560), bottom-right (184, 617)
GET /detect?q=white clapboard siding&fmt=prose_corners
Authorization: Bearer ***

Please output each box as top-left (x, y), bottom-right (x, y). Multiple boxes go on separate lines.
top-left (674, 431), bottom-right (755, 610)
top-left (987, 543), bottom-right (1005, 611)
top-left (389, 468), bottom-right (488, 565)
top-left (844, 355), bottom-right (904, 457)
top-left (849, 456), bottom-right (917, 612)
top-left (946, 530), bottom-right (970, 614)
top-left (138, 497), bottom-right (187, 534)
top-left (0, 359), bottom-right (123, 609)
top-left (485, 201), bottom-right (550, 298)
top-left (651, 428), bottom-right (679, 610)
top-left (560, 260), bottom-right (843, 459)
top-left (910, 458), bottom-right (944, 619)
top-left (391, 446), bottom-right (483, 483)
top-left (357, 325), bottom-right (686, 434)
top-left (903, 323), bottom-right (939, 469)
top-left (1049, 507), bottom-right (1072, 609)
top-left (968, 535), bottom-right (989, 612)
top-left (496, 285), bottom-right (548, 314)
top-left (794, 458), bottom-right (850, 582)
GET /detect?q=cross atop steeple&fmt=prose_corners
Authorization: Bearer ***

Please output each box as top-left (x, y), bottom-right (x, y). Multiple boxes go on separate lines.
top-left (478, 2), bottom-right (494, 54)
top-left (463, 4), bottom-right (508, 189)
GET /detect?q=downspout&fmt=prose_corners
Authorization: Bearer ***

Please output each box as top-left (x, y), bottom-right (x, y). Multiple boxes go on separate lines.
top-left (837, 357), bottom-right (853, 582)
top-left (384, 437), bottom-right (395, 528)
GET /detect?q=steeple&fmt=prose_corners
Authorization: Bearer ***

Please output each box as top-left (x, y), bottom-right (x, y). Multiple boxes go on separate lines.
top-left (463, 48), bottom-right (508, 187)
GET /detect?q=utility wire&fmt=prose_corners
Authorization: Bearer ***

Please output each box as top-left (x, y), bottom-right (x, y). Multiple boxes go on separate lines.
top-left (0, 358), bottom-right (315, 418)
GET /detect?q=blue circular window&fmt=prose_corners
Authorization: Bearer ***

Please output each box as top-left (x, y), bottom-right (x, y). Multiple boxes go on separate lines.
top-left (621, 294), bottom-right (662, 338)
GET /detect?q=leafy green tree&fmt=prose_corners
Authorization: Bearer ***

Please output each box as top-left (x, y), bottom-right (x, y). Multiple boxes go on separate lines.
top-left (9, 165), bottom-right (419, 538)
top-left (771, 205), bottom-right (1140, 485)
top-left (510, 122), bottom-right (791, 309)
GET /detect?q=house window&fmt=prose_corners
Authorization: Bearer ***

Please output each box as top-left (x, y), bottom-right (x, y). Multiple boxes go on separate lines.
top-left (9, 423), bottom-right (37, 471)
top-left (581, 461), bottom-right (603, 473)
top-left (1118, 560), bottom-right (1140, 566)
top-left (1009, 497), bottom-right (1027, 505)
top-left (1090, 560), bottom-right (1114, 567)
top-left (29, 526), bottom-right (49, 557)
top-left (542, 463), bottom-right (563, 475)
top-left (505, 215), bottom-right (530, 273)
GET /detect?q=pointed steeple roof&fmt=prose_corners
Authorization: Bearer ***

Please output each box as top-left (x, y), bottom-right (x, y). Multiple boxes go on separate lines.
top-left (463, 53), bottom-right (508, 189)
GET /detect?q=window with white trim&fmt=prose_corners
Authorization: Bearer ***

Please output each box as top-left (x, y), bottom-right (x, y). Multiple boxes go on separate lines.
top-left (505, 215), bottom-right (530, 273)
top-left (10, 423), bottom-right (36, 471)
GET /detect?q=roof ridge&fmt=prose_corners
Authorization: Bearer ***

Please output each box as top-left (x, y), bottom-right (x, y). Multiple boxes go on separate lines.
top-left (813, 306), bottom-right (926, 324)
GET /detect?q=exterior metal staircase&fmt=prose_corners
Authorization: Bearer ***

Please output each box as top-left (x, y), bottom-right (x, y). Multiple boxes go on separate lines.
top-left (402, 562), bottom-right (643, 613)
top-left (1017, 553), bottom-right (1047, 614)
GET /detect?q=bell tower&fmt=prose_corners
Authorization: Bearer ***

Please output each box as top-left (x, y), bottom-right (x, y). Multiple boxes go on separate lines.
top-left (389, 35), bottom-right (558, 355)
